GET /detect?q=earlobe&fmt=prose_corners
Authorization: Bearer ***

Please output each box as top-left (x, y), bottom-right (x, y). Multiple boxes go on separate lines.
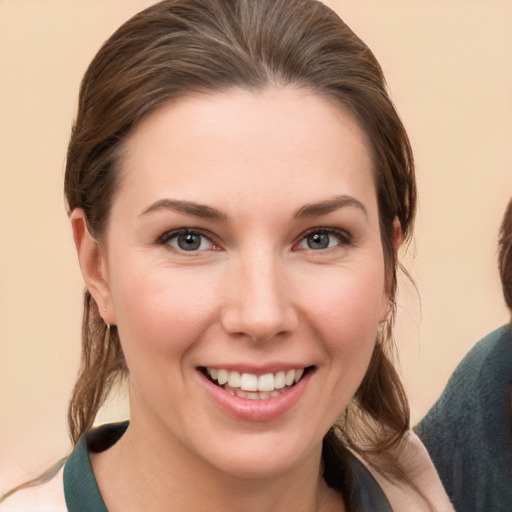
top-left (392, 217), bottom-right (402, 252)
top-left (70, 209), bottom-right (115, 324)
top-left (380, 217), bottom-right (402, 323)
top-left (379, 296), bottom-right (392, 325)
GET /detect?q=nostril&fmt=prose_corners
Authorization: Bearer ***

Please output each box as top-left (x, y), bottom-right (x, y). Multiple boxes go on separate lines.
top-left (220, 272), bottom-right (299, 341)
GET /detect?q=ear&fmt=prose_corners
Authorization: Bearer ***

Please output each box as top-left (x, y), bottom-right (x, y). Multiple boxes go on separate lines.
top-left (380, 217), bottom-right (402, 323)
top-left (391, 216), bottom-right (402, 253)
top-left (70, 209), bottom-right (116, 325)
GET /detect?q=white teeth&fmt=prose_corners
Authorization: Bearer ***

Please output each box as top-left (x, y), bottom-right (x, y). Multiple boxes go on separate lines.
top-left (240, 373), bottom-right (258, 391)
top-left (206, 367), bottom-right (307, 395)
top-left (274, 371), bottom-right (286, 389)
top-left (258, 373), bottom-right (275, 392)
top-left (285, 370), bottom-right (296, 386)
top-left (227, 371), bottom-right (241, 388)
top-left (217, 369), bottom-right (229, 385)
top-left (235, 388), bottom-right (246, 399)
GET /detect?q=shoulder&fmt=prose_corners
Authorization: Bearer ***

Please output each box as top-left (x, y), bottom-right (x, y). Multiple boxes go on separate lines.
top-left (451, 325), bottom-right (511, 382)
top-left (434, 325), bottom-right (510, 398)
top-left (414, 325), bottom-right (512, 509)
top-left (0, 466), bottom-right (66, 512)
top-left (365, 431), bottom-right (454, 512)
top-left (451, 325), bottom-right (511, 385)
top-left (416, 325), bottom-right (511, 444)
top-left (416, 325), bottom-right (511, 432)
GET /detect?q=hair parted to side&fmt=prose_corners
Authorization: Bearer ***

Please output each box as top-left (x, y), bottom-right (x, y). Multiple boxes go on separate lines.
top-left (498, 198), bottom-right (512, 316)
top-left (64, 0), bottom-right (416, 485)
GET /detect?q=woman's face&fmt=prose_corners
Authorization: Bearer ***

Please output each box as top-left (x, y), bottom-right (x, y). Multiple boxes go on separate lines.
top-left (92, 88), bottom-right (391, 478)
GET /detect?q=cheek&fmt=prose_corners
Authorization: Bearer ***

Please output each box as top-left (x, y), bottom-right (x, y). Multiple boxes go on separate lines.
top-left (305, 266), bottom-right (387, 335)
top-left (300, 264), bottom-right (386, 380)
top-left (109, 265), bottom-right (220, 366)
top-left (318, 274), bottom-right (384, 403)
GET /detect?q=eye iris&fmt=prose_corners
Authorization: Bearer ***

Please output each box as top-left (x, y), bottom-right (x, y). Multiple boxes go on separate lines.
top-left (177, 233), bottom-right (202, 251)
top-left (307, 233), bottom-right (330, 250)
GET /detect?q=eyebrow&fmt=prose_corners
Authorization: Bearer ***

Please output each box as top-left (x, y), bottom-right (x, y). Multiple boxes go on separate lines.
top-left (295, 194), bottom-right (368, 219)
top-left (139, 194), bottom-right (367, 222)
top-left (139, 199), bottom-right (229, 222)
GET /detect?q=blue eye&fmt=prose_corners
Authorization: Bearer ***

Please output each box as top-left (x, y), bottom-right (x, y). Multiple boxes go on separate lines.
top-left (306, 232), bottom-right (331, 250)
top-left (161, 230), bottom-right (214, 252)
top-left (297, 229), bottom-right (349, 251)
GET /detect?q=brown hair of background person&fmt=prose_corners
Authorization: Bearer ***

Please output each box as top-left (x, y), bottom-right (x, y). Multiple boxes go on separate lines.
top-left (498, 198), bottom-right (512, 315)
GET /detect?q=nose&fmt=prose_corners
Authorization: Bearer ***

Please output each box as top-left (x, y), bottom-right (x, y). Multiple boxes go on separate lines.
top-left (220, 250), bottom-right (299, 343)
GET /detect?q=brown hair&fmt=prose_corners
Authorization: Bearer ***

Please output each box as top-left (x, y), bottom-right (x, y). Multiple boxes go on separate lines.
top-left (64, 0), bottom-right (416, 491)
top-left (498, 198), bottom-right (512, 315)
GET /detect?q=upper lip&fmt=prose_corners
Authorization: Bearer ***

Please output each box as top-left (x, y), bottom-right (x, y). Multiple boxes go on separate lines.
top-left (198, 364), bottom-right (313, 375)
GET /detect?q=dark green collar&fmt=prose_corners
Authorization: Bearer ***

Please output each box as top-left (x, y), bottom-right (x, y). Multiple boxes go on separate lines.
top-left (64, 422), bottom-right (128, 512)
top-left (64, 421), bottom-right (392, 511)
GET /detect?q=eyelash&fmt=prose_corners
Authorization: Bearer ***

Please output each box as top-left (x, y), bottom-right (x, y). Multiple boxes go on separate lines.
top-left (157, 228), bottom-right (218, 252)
top-left (295, 228), bottom-right (352, 251)
top-left (156, 227), bottom-right (352, 253)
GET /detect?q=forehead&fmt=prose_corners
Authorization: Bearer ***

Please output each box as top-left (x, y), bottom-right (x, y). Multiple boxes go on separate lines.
top-left (116, 87), bottom-right (377, 218)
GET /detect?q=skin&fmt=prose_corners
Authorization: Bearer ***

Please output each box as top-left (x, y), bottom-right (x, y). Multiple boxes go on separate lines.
top-left (72, 87), bottom-right (396, 512)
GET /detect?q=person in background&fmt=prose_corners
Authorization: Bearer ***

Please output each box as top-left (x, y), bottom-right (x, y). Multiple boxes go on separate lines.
top-left (416, 197), bottom-right (512, 511)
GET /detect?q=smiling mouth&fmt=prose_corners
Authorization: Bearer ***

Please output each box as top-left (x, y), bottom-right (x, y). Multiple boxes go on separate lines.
top-left (202, 367), bottom-right (313, 400)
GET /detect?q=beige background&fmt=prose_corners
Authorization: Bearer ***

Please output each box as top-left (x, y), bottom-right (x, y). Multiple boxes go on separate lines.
top-left (1, 0), bottom-right (511, 491)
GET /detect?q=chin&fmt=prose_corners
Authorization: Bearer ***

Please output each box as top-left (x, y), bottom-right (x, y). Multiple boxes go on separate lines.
top-left (195, 428), bottom-right (323, 481)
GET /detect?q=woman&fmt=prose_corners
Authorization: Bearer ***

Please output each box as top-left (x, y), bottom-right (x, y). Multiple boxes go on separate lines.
top-left (0, 0), bottom-right (451, 510)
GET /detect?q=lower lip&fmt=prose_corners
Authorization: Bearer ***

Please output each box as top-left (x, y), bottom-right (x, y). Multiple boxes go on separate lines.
top-left (199, 370), bottom-right (312, 422)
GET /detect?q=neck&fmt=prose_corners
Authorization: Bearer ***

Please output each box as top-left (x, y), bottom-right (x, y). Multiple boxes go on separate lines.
top-left (90, 418), bottom-right (344, 512)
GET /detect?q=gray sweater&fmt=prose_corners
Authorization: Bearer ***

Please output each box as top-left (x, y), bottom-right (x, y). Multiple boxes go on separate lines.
top-left (415, 325), bottom-right (512, 512)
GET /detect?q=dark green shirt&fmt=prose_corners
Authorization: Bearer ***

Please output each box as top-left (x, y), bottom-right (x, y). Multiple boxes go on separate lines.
top-left (63, 421), bottom-right (393, 511)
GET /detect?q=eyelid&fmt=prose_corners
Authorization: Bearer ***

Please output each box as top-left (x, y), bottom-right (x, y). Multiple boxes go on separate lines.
top-left (157, 228), bottom-right (220, 251)
top-left (155, 226), bottom-right (351, 251)
top-left (294, 227), bottom-right (352, 250)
